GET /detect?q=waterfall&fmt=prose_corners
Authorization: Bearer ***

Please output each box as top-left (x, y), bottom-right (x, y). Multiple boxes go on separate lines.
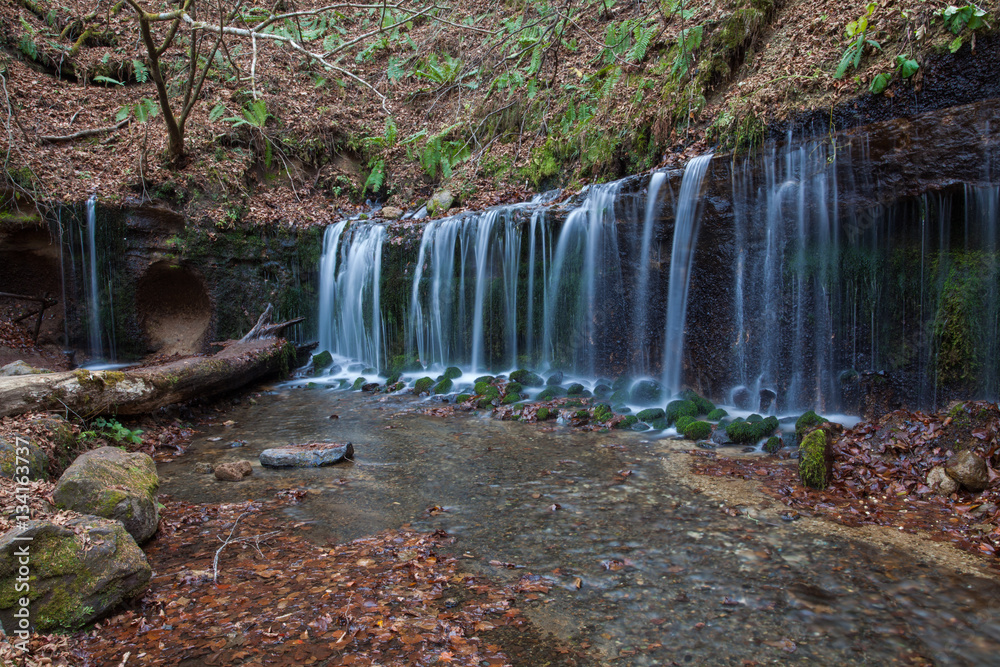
top-left (316, 222), bottom-right (386, 369)
top-left (633, 171), bottom-right (667, 375)
top-left (661, 154), bottom-right (712, 395)
top-left (85, 195), bottom-right (102, 359)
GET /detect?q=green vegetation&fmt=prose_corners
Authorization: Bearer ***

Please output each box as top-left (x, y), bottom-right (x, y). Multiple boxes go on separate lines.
top-left (682, 420), bottom-right (712, 440)
top-left (726, 416), bottom-right (779, 444)
top-left (707, 408), bottom-right (728, 421)
top-left (80, 418), bottom-right (143, 446)
top-left (613, 415), bottom-right (639, 429)
top-left (799, 429), bottom-right (830, 489)
top-left (510, 370), bottom-right (544, 387)
top-left (795, 410), bottom-right (826, 443)
top-left (433, 378), bottom-right (453, 394)
top-left (666, 399), bottom-right (698, 425)
top-left (593, 403), bottom-right (614, 422)
top-left (636, 408), bottom-right (666, 422)
top-left (414, 377), bottom-right (435, 394)
top-left (835, 3), bottom-right (882, 80)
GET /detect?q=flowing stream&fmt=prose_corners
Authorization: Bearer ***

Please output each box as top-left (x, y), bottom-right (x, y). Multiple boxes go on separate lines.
top-left (161, 389), bottom-right (1000, 665)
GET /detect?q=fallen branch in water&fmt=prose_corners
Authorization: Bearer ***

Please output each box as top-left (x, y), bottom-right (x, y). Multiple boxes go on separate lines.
top-left (212, 511), bottom-right (280, 584)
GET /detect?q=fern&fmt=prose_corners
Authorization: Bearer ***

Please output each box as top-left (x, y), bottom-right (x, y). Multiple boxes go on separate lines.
top-left (132, 59), bottom-right (149, 83)
top-left (627, 22), bottom-right (655, 62)
top-left (387, 57), bottom-right (406, 84)
top-left (224, 99), bottom-right (270, 128)
top-left (209, 103), bottom-right (226, 122)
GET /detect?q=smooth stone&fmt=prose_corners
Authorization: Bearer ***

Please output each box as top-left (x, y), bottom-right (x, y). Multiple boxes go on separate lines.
top-left (214, 460), bottom-right (252, 481)
top-left (381, 206), bottom-right (404, 219)
top-left (260, 442), bottom-right (354, 468)
top-left (945, 450), bottom-right (988, 492)
top-left (927, 465), bottom-right (959, 495)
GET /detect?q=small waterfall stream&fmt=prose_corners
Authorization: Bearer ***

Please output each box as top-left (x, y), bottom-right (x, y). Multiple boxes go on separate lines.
top-left (85, 195), bottom-right (102, 360)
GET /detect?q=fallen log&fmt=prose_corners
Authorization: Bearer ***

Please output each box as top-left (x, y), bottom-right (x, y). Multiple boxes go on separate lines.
top-left (0, 338), bottom-right (296, 419)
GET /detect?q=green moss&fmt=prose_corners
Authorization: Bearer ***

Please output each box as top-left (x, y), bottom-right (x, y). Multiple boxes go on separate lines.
top-left (666, 400), bottom-right (698, 425)
top-left (636, 408), bottom-right (665, 422)
top-left (413, 377), bottom-right (434, 394)
top-left (592, 403), bottom-right (614, 422)
top-left (443, 366), bottom-right (463, 380)
top-left (474, 380), bottom-right (493, 395)
top-left (649, 417), bottom-right (669, 430)
top-left (352, 377), bottom-right (365, 390)
top-left (764, 435), bottom-right (783, 454)
top-left (536, 407), bottom-right (553, 421)
top-left (609, 389), bottom-right (630, 404)
top-left (566, 383), bottom-right (586, 396)
top-left (505, 381), bottom-right (523, 396)
top-left (679, 390), bottom-right (715, 415)
top-left (707, 408), bottom-right (728, 421)
top-left (509, 369), bottom-right (544, 387)
top-left (537, 386), bottom-right (567, 401)
top-left (613, 415), bottom-right (639, 430)
top-left (682, 421), bottom-right (712, 440)
top-left (630, 380), bottom-right (663, 404)
top-left (795, 410), bottom-right (826, 443)
top-left (312, 351), bottom-right (334, 369)
top-left (502, 392), bottom-right (521, 404)
top-left (474, 375), bottom-right (496, 384)
top-left (433, 378), bottom-right (453, 394)
top-left (798, 429), bottom-right (830, 490)
top-left (456, 393), bottom-right (471, 403)
top-left (747, 413), bottom-right (763, 423)
top-left (593, 384), bottom-right (612, 398)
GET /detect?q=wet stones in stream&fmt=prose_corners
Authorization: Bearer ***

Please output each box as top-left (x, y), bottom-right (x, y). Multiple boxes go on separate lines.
top-left (259, 441), bottom-right (354, 467)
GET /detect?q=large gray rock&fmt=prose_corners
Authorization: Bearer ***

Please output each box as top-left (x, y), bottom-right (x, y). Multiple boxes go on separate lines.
top-left (946, 450), bottom-right (989, 492)
top-left (0, 516), bottom-right (150, 632)
top-left (260, 442), bottom-right (354, 468)
top-left (0, 361), bottom-right (49, 377)
top-left (0, 438), bottom-right (48, 481)
top-left (53, 447), bottom-right (159, 543)
top-left (426, 190), bottom-right (454, 216)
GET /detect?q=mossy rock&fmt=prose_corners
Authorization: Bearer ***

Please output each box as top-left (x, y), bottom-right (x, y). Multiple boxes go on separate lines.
top-left (725, 421), bottom-right (758, 444)
top-left (609, 389), bottom-right (630, 405)
top-left (352, 377), bottom-right (365, 390)
top-left (630, 421), bottom-right (651, 431)
top-left (546, 371), bottom-right (564, 385)
top-left (611, 376), bottom-right (631, 391)
top-left (0, 438), bottom-right (48, 481)
top-left (566, 383), bottom-right (586, 396)
top-left (502, 393), bottom-right (522, 405)
top-left (53, 447), bottom-right (159, 543)
top-left (474, 375), bottom-right (496, 384)
top-left (677, 415), bottom-right (697, 432)
top-left (764, 435), bottom-right (783, 454)
top-left (509, 369), bottom-right (544, 387)
top-left (799, 429), bottom-right (831, 490)
top-left (311, 350), bottom-right (333, 370)
top-left (536, 407), bottom-right (554, 420)
top-left (505, 381), bottom-right (524, 396)
top-left (593, 384), bottom-right (612, 399)
top-left (433, 378), bottom-right (453, 394)
top-left (385, 371), bottom-right (401, 386)
top-left (636, 408), bottom-right (665, 422)
top-left (650, 417), bottom-right (670, 430)
top-left (456, 393), bottom-right (471, 403)
top-left (706, 408), bottom-right (729, 421)
top-left (612, 404), bottom-right (632, 414)
top-left (592, 403), bottom-right (614, 422)
top-left (795, 410), bottom-right (826, 444)
top-left (473, 380), bottom-right (492, 395)
top-left (442, 366), bottom-right (463, 380)
top-left (537, 386), bottom-right (567, 401)
top-left (746, 413), bottom-right (764, 423)
top-left (613, 415), bottom-right (639, 429)
top-left (682, 420), bottom-right (713, 440)
top-left (30, 416), bottom-right (78, 475)
top-left (630, 380), bottom-right (664, 404)
top-left (679, 389), bottom-right (715, 415)
top-left (666, 400), bottom-right (698, 425)
top-left (0, 516), bottom-right (151, 632)
top-left (413, 377), bottom-right (435, 394)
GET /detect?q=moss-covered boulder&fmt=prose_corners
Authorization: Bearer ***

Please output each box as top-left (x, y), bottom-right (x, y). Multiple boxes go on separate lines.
top-left (593, 384), bottom-right (612, 398)
top-left (566, 383), bottom-right (586, 396)
top-left (650, 418), bottom-right (670, 430)
top-left (799, 429), bottom-right (832, 490)
top-left (0, 516), bottom-right (150, 631)
top-left (746, 413), bottom-right (764, 423)
top-left (442, 366), bottom-right (463, 380)
top-left (505, 381), bottom-right (524, 397)
top-left (509, 369), bottom-right (544, 387)
top-left (546, 371), bottom-right (564, 385)
top-left (726, 416), bottom-right (779, 444)
top-left (501, 393), bottom-right (522, 405)
top-left (433, 378), bottom-right (453, 394)
top-left (666, 400), bottom-right (698, 425)
top-left (537, 386), bottom-right (567, 401)
top-left (0, 438), bottom-right (48, 481)
top-left (455, 393), bottom-right (471, 403)
top-left (795, 410), bottom-right (826, 444)
top-left (707, 408), bottom-right (729, 421)
top-left (636, 408), bottom-right (666, 422)
top-left (675, 415), bottom-right (695, 432)
top-left (413, 377), bottom-right (435, 394)
top-left (682, 421), bottom-right (712, 440)
top-left (609, 389), bottom-right (630, 405)
top-left (592, 403), bottom-right (614, 422)
top-left (630, 380), bottom-right (664, 404)
top-left (536, 407), bottom-right (554, 420)
top-left (611, 376), bottom-right (631, 391)
top-left (764, 435), bottom-right (783, 454)
top-left (311, 350), bottom-right (333, 370)
top-left (474, 375), bottom-right (495, 384)
top-left (679, 390), bottom-right (715, 415)
top-left (53, 447), bottom-right (160, 544)
top-left (352, 377), bottom-right (366, 390)
top-left (613, 415), bottom-right (639, 429)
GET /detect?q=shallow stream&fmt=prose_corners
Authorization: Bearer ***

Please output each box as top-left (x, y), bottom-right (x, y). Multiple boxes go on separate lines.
top-left (158, 388), bottom-right (1000, 665)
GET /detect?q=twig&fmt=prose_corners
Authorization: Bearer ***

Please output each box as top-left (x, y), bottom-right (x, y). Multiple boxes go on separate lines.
top-left (39, 117), bottom-right (132, 143)
top-left (212, 510), bottom-right (279, 583)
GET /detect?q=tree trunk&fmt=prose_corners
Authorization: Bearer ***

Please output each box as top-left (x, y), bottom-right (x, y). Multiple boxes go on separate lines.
top-left (0, 338), bottom-right (295, 419)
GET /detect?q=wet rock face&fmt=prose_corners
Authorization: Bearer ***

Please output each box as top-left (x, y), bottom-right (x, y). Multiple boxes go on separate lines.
top-left (0, 516), bottom-right (151, 632)
top-left (259, 442), bottom-right (354, 468)
top-left (214, 460), bottom-right (253, 481)
top-left (945, 450), bottom-right (989, 493)
top-left (53, 447), bottom-right (160, 544)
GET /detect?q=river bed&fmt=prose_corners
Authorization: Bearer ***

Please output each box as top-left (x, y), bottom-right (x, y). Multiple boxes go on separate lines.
top-left (157, 387), bottom-right (1000, 665)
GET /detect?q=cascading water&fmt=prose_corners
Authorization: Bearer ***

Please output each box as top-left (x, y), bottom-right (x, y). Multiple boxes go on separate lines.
top-left (632, 171), bottom-right (667, 376)
top-left (85, 195), bottom-right (102, 360)
top-left (315, 222), bottom-right (387, 369)
top-left (661, 154), bottom-right (712, 395)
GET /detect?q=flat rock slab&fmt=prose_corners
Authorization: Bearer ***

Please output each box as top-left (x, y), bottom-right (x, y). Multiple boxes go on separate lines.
top-left (259, 442), bottom-right (354, 468)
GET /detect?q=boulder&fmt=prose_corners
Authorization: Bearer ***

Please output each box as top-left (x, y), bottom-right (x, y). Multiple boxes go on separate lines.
top-left (214, 460), bottom-right (252, 481)
top-left (0, 438), bottom-right (48, 481)
top-left (381, 206), bottom-right (404, 220)
top-left (0, 516), bottom-right (150, 632)
top-left (260, 442), bottom-right (354, 468)
top-left (546, 371), bottom-right (564, 386)
top-left (798, 429), bottom-right (832, 490)
top-left (731, 386), bottom-right (752, 410)
top-left (0, 361), bottom-right (49, 377)
top-left (53, 447), bottom-right (159, 543)
top-left (630, 380), bottom-right (663, 405)
top-left (426, 190), bottom-right (454, 216)
top-left (945, 450), bottom-right (989, 492)
top-left (927, 465), bottom-right (960, 496)
top-left (759, 388), bottom-right (777, 412)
